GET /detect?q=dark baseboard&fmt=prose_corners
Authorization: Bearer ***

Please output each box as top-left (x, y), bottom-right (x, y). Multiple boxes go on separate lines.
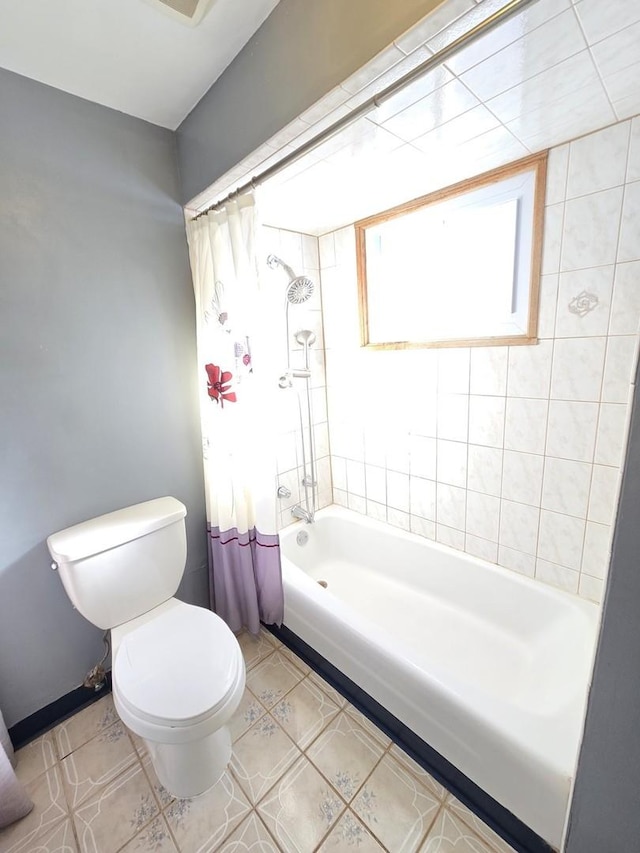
top-left (8, 673), bottom-right (113, 750)
top-left (267, 623), bottom-right (554, 853)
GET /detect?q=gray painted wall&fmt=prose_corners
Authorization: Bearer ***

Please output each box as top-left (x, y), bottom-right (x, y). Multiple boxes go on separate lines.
top-left (0, 68), bottom-right (207, 727)
top-left (565, 366), bottom-right (640, 851)
top-left (177, 0), bottom-right (442, 204)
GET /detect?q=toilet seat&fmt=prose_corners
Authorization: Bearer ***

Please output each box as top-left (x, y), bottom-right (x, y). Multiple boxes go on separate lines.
top-left (113, 601), bottom-right (244, 733)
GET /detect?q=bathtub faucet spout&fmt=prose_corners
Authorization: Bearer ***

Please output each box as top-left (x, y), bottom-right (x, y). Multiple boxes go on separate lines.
top-left (291, 505), bottom-right (314, 524)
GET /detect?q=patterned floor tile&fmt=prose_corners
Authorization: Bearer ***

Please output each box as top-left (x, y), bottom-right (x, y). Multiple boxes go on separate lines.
top-left (54, 695), bottom-right (118, 759)
top-left (214, 811), bottom-right (280, 851)
top-left (352, 753), bottom-right (441, 852)
top-left (140, 753), bottom-right (175, 810)
top-left (14, 731), bottom-right (58, 786)
top-left (389, 744), bottom-right (447, 802)
top-left (344, 705), bottom-right (392, 749)
top-left (271, 677), bottom-right (340, 749)
top-left (236, 631), bottom-right (278, 671)
top-left (119, 815), bottom-right (178, 853)
top-left (245, 652), bottom-right (306, 710)
top-left (229, 687), bottom-right (268, 743)
top-left (307, 712), bottom-right (386, 802)
top-left (317, 809), bottom-right (386, 852)
top-left (22, 817), bottom-right (78, 853)
top-left (73, 760), bottom-right (158, 853)
top-left (445, 798), bottom-right (517, 853)
top-left (0, 766), bottom-right (68, 853)
top-left (163, 769), bottom-right (250, 853)
top-left (420, 807), bottom-right (508, 852)
top-left (230, 714), bottom-right (301, 805)
top-left (306, 672), bottom-right (348, 709)
top-left (257, 756), bottom-right (345, 852)
top-left (61, 720), bottom-right (138, 809)
top-left (278, 645), bottom-right (312, 676)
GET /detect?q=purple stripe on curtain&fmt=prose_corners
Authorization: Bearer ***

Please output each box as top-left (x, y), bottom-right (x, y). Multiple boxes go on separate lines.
top-left (208, 525), bottom-right (284, 635)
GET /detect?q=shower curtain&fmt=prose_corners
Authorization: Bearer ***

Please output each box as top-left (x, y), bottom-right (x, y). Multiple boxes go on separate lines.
top-left (0, 709), bottom-right (33, 828)
top-left (186, 194), bottom-right (284, 634)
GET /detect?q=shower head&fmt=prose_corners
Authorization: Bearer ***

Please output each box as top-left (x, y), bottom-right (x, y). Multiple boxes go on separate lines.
top-left (267, 254), bottom-right (315, 304)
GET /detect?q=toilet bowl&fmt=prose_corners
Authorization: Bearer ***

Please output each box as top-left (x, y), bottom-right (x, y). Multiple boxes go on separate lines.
top-left (47, 497), bottom-right (246, 798)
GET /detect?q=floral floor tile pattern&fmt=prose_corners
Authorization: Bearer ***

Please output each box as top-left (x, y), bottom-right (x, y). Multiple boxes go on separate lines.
top-left (0, 628), bottom-right (517, 853)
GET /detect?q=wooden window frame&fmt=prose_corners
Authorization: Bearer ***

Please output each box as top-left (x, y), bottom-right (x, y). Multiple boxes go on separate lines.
top-left (355, 151), bottom-right (548, 350)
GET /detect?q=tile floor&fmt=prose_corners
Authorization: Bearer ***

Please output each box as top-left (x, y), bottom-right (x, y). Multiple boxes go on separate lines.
top-left (1, 629), bottom-right (516, 853)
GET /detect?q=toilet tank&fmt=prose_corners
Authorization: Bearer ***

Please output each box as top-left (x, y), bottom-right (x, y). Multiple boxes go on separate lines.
top-left (47, 497), bottom-right (188, 630)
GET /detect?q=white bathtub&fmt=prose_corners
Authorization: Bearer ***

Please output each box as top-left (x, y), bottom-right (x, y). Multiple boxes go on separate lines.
top-left (280, 506), bottom-right (598, 849)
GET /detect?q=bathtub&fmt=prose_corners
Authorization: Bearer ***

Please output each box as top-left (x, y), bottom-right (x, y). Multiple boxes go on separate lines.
top-left (279, 506), bottom-right (598, 850)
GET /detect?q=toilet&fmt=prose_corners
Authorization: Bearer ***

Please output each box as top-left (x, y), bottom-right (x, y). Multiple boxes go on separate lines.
top-left (47, 496), bottom-right (245, 798)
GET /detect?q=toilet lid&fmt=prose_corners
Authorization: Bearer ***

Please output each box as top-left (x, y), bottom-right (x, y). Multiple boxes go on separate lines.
top-left (114, 605), bottom-right (241, 727)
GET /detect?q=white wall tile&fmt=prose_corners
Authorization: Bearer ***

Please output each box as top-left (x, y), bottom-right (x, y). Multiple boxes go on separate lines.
top-left (469, 347), bottom-right (508, 395)
top-left (545, 144), bottom-right (569, 206)
top-left (535, 559), bottom-right (580, 593)
top-left (602, 335), bottom-right (637, 402)
top-left (331, 456), bottom-right (347, 491)
top-left (588, 464), bottom-right (620, 524)
top-left (560, 187), bottom-right (624, 271)
top-left (466, 491), bottom-right (500, 541)
top-left (609, 261), bottom-right (640, 334)
top-left (468, 395), bottom-right (506, 447)
top-left (365, 464), bottom-right (386, 504)
top-left (467, 444), bottom-right (503, 496)
top-left (498, 545), bottom-right (536, 578)
top-left (436, 524), bottom-right (466, 550)
top-left (364, 430), bottom-right (387, 467)
top-left (386, 431), bottom-right (411, 474)
top-left (499, 500), bottom-right (540, 555)
top-left (555, 266), bottom-right (614, 338)
top-left (367, 499), bottom-right (387, 523)
top-left (318, 233), bottom-right (336, 268)
top-left (618, 180), bottom-right (640, 263)
top-left (578, 573), bottom-right (604, 604)
top-left (502, 450), bottom-right (544, 506)
top-left (507, 340), bottom-right (553, 399)
top-left (550, 336), bottom-right (607, 401)
top-left (410, 515), bottom-right (435, 540)
top-left (438, 348), bottom-right (470, 394)
top-left (410, 435), bottom-right (437, 480)
top-left (395, 0), bottom-right (475, 54)
top-left (410, 475), bottom-right (436, 521)
top-left (348, 493), bottom-right (367, 514)
top-left (388, 507), bottom-right (411, 531)
top-left (542, 457), bottom-right (592, 517)
top-left (504, 397), bottom-right (549, 454)
top-left (537, 274), bottom-right (558, 339)
top-left (437, 394), bottom-right (469, 442)
top-left (334, 488), bottom-right (349, 508)
top-left (566, 121), bottom-right (630, 198)
top-left (628, 116), bottom-right (640, 182)
top-left (537, 509), bottom-right (585, 569)
top-left (582, 521), bottom-right (612, 580)
top-left (346, 460), bottom-right (366, 497)
top-left (540, 202), bottom-right (564, 275)
top-left (465, 534), bottom-right (498, 564)
top-left (545, 400), bottom-right (599, 462)
top-left (437, 483), bottom-right (466, 529)
top-left (574, 0), bottom-right (640, 45)
top-left (595, 403), bottom-right (629, 467)
top-left (387, 470), bottom-right (410, 513)
top-left (437, 440), bottom-right (468, 487)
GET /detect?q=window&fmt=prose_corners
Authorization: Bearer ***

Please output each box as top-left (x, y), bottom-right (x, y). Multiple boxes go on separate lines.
top-left (356, 152), bottom-right (547, 349)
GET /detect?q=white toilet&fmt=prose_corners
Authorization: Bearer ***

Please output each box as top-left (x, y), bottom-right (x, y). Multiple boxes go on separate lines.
top-left (47, 496), bottom-right (246, 799)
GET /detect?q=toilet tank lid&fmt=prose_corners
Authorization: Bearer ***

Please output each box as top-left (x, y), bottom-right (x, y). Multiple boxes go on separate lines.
top-left (47, 497), bottom-right (187, 563)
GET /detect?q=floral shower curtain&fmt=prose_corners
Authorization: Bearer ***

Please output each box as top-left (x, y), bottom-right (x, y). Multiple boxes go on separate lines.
top-left (186, 194), bottom-right (284, 634)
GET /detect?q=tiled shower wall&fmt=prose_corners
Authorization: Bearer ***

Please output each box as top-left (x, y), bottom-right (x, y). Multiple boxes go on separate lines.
top-left (318, 117), bottom-right (640, 605)
top-left (261, 226), bottom-right (332, 529)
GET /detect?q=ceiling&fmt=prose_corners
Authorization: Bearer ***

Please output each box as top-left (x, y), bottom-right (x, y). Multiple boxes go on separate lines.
top-left (0, 0), bottom-right (280, 129)
top-left (238, 0), bottom-right (640, 235)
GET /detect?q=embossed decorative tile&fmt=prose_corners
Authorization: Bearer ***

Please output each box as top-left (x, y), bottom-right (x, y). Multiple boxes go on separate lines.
top-left (446, 797), bottom-right (517, 853)
top-left (236, 630), bottom-right (278, 671)
top-left (307, 671), bottom-right (348, 709)
top-left (229, 687), bottom-right (267, 742)
top-left (54, 694), bottom-right (119, 759)
top-left (19, 817), bottom-right (78, 852)
top-left (73, 761), bottom-right (158, 853)
top-left (389, 744), bottom-right (447, 801)
top-left (163, 770), bottom-right (250, 853)
top-left (307, 712), bottom-right (386, 802)
top-left (215, 811), bottom-right (280, 852)
top-left (271, 677), bottom-right (340, 749)
top-left (14, 731), bottom-right (58, 785)
top-left (230, 714), bottom-right (301, 804)
top-left (353, 754), bottom-right (441, 852)
top-left (119, 816), bottom-right (178, 853)
top-left (344, 705), bottom-right (392, 749)
top-left (258, 756), bottom-right (345, 852)
top-left (61, 720), bottom-right (138, 808)
top-left (245, 651), bottom-right (305, 709)
top-left (278, 644), bottom-right (312, 675)
top-left (140, 754), bottom-right (174, 810)
top-left (421, 807), bottom-right (506, 852)
top-left (317, 809), bottom-right (386, 851)
top-left (0, 765), bottom-right (68, 853)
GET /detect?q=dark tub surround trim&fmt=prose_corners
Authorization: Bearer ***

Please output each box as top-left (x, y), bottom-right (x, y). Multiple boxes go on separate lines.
top-left (267, 623), bottom-right (554, 853)
top-left (8, 673), bottom-right (112, 750)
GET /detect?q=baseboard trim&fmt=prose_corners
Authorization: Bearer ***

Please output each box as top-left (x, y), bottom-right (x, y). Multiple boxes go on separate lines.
top-left (267, 623), bottom-right (554, 853)
top-left (8, 673), bottom-right (113, 749)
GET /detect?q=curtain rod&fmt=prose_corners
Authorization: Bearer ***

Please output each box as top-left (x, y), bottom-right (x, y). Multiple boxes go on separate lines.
top-left (194, 0), bottom-right (539, 219)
